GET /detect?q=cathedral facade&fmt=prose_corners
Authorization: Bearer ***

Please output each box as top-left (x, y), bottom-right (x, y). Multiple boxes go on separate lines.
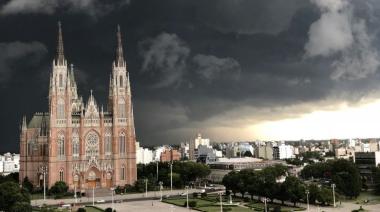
top-left (19, 23), bottom-right (137, 190)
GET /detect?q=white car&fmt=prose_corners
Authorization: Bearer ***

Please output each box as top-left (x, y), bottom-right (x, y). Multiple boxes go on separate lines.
top-left (96, 199), bottom-right (105, 203)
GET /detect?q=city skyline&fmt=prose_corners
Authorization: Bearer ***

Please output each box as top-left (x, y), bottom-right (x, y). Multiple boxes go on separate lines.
top-left (2, 0), bottom-right (380, 152)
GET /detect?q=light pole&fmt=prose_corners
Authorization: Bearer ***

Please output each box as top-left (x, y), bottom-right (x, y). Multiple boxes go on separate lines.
top-left (306, 189), bottom-right (310, 212)
top-left (111, 187), bottom-right (114, 211)
top-left (156, 161), bottom-right (159, 182)
top-left (92, 186), bottom-right (95, 206)
top-left (331, 183), bottom-right (336, 208)
top-left (74, 184), bottom-right (77, 203)
top-left (159, 181), bottom-right (163, 201)
top-left (145, 178), bottom-right (148, 197)
top-left (219, 192), bottom-right (223, 212)
top-left (264, 198), bottom-right (267, 212)
top-left (185, 186), bottom-right (189, 209)
top-left (170, 162), bottom-right (173, 192)
top-left (42, 166), bottom-right (47, 202)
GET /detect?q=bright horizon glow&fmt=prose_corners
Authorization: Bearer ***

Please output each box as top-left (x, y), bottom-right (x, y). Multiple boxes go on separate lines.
top-left (250, 99), bottom-right (380, 141)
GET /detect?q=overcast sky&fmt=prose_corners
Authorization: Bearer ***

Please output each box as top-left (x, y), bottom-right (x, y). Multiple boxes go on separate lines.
top-left (1, 0), bottom-right (380, 152)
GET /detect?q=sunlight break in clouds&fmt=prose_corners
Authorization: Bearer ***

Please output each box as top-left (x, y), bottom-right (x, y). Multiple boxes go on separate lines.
top-left (251, 100), bottom-right (380, 141)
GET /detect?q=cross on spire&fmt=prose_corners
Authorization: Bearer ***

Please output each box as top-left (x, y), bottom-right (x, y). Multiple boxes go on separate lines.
top-left (56, 21), bottom-right (65, 66)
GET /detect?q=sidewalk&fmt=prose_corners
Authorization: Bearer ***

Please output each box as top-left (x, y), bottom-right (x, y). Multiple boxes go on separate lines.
top-left (31, 188), bottom-right (201, 206)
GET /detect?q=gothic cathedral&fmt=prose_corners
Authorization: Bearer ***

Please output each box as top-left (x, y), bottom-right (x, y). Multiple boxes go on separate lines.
top-left (19, 22), bottom-right (137, 190)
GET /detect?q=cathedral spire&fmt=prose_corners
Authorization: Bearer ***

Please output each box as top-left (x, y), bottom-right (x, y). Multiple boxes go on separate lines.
top-left (115, 24), bottom-right (125, 67)
top-left (56, 21), bottom-right (65, 66)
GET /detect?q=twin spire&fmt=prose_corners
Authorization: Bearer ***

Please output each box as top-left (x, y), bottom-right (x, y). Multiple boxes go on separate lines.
top-left (56, 21), bottom-right (65, 66)
top-left (55, 22), bottom-right (125, 67)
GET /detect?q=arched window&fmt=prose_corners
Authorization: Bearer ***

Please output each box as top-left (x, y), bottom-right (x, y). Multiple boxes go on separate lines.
top-left (119, 132), bottom-right (125, 154)
top-left (27, 141), bottom-right (33, 156)
top-left (57, 99), bottom-right (65, 119)
top-left (119, 75), bottom-right (123, 87)
top-left (105, 133), bottom-right (112, 154)
top-left (59, 74), bottom-right (63, 87)
top-left (121, 165), bottom-right (125, 180)
top-left (85, 131), bottom-right (99, 158)
top-left (118, 98), bottom-right (126, 118)
top-left (59, 169), bottom-right (64, 181)
top-left (57, 134), bottom-right (65, 157)
top-left (72, 133), bottom-right (79, 158)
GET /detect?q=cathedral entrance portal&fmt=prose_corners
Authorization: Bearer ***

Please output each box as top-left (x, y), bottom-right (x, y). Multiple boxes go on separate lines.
top-left (86, 168), bottom-right (100, 188)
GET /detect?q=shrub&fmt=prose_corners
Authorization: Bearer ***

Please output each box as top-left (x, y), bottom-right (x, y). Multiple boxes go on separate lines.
top-left (49, 181), bottom-right (68, 195)
top-left (222, 208), bottom-right (232, 212)
top-left (188, 200), bottom-right (197, 208)
top-left (105, 208), bottom-right (113, 212)
top-left (243, 197), bottom-right (250, 202)
top-left (77, 208), bottom-right (86, 212)
top-left (201, 192), bottom-right (207, 198)
top-left (273, 205), bottom-right (281, 212)
top-left (192, 192), bottom-right (199, 198)
top-left (22, 177), bottom-right (34, 193)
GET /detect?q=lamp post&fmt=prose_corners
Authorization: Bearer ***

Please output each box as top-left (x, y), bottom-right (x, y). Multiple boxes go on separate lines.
top-left (331, 183), bottom-right (336, 208)
top-left (74, 184), bottom-right (77, 203)
top-left (264, 198), bottom-right (268, 212)
top-left (145, 178), bottom-right (148, 197)
top-left (170, 162), bottom-right (173, 192)
top-left (159, 181), bottom-right (163, 201)
top-left (219, 192), bottom-right (223, 212)
top-left (156, 161), bottom-right (159, 182)
top-left (111, 187), bottom-right (115, 211)
top-left (42, 166), bottom-right (47, 202)
top-left (185, 186), bottom-right (189, 209)
top-left (306, 189), bottom-right (310, 212)
top-left (92, 186), bottom-right (95, 206)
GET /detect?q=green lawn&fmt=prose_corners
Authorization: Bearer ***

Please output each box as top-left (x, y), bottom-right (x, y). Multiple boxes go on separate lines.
top-left (164, 197), bottom-right (254, 212)
top-left (246, 202), bottom-right (305, 212)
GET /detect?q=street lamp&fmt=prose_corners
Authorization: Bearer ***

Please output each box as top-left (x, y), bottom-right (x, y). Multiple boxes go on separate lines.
top-left (306, 189), bottom-right (310, 212)
top-left (263, 198), bottom-right (268, 212)
top-left (92, 185), bottom-right (95, 206)
top-left (185, 186), bottom-right (189, 209)
top-left (331, 183), bottom-right (336, 208)
top-left (145, 178), bottom-right (148, 197)
top-left (219, 191), bottom-right (223, 212)
top-left (159, 181), bottom-right (163, 201)
top-left (156, 161), bottom-right (159, 182)
top-left (170, 162), bottom-right (173, 192)
top-left (74, 184), bottom-right (77, 203)
top-left (111, 187), bottom-right (115, 211)
top-left (41, 166), bottom-right (47, 202)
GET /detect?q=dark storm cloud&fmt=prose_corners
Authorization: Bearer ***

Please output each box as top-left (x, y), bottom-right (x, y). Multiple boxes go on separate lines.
top-left (0, 0), bottom-right (130, 17)
top-left (1, 0), bottom-right (380, 151)
top-left (0, 41), bottom-right (47, 84)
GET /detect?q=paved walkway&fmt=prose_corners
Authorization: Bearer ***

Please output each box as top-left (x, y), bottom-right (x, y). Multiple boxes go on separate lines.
top-left (97, 199), bottom-right (193, 212)
top-left (31, 189), bottom-right (200, 207)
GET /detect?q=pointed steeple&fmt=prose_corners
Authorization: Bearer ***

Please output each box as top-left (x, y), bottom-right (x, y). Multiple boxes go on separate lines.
top-left (55, 21), bottom-right (65, 66)
top-left (115, 25), bottom-right (125, 67)
top-left (21, 116), bottom-right (27, 131)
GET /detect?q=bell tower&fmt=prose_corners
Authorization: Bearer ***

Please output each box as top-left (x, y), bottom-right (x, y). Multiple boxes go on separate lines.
top-left (108, 25), bottom-right (137, 185)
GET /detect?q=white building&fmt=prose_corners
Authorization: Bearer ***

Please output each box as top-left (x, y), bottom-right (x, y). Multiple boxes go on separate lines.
top-left (0, 153), bottom-right (20, 175)
top-left (136, 142), bottom-right (153, 164)
top-left (278, 142), bottom-right (294, 159)
top-left (153, 146), bottom-right (166, 161)
top-left (194, 133), bottom-right (210, 147)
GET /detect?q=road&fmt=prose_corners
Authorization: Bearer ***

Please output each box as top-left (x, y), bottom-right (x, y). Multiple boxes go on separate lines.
top-left (31, 188), bottom-right (201, 207)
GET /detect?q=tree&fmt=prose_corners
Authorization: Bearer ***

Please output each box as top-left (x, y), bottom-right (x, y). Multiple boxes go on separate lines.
top-left (22, 177), bottom-right (33, 193)
top-left (10, 201), bottom-right (32, 212)
top-left (317, 187), bottom-right (333, 205)
top-left (307, 184), bottom-right (319, 204)
top-left (49, 181), bottom-right (68, 196)
top-left (0, 181), bottom-right (31, 212)
top-left (283, 176), bottom-right (304, 206)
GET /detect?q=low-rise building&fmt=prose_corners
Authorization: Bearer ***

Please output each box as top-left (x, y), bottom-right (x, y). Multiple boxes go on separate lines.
top-left (0, 153), bottom-right (20, 175)
top-left (160, 149), bottom-right (181, 162)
